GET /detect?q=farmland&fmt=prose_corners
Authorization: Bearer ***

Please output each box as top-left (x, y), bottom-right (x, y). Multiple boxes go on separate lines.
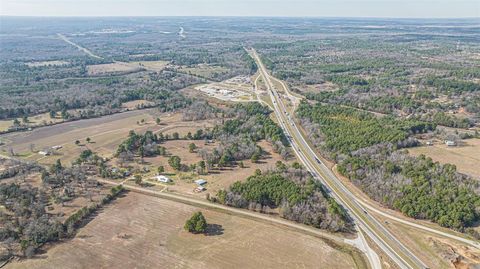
top-left (7, 192), bottom-right (362, 269)
top-left (0, 109), bottom-right (216, 166)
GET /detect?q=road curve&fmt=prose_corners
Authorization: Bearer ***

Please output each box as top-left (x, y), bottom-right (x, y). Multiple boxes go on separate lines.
top-left (260, 49), bottom-right (480, 251)
top-left (248, 48), bottom-right (429, 269)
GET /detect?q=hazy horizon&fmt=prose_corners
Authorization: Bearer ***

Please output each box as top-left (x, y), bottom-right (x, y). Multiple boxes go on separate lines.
top-left (1, 0), bottom-right (479, 18)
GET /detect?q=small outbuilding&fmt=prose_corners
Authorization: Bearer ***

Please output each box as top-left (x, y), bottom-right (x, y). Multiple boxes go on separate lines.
top-left (38, 151), bottom-right (50, 156)
top-left (194, 186), bottom-right (206, 193)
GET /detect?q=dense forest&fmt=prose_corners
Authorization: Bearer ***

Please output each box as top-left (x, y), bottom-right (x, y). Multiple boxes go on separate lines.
top-left (198, 102), bottom-right (290, 168)
top-left (0, 70), bottom-right (198, 120)
top-left (338, 144), bottom-right (480, 232)
top-left (256, 31), bottom-right (480, 128)
top-left (215, 163), bottom-right (352, 232)
top-left (296, 101), bottom-right (480, 231)
top-left (296, 102), bottom-right (434, 157)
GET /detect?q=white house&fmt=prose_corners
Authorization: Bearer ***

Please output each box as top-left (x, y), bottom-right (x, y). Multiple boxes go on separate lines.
top-left (154, 175), bottom-right (172, 183)
top-left (445, 140), bottom-right (456, 146)
top-left (38, 151), bottom-right (50, 156)
top-left (195, 179), bottom-right (207, 185)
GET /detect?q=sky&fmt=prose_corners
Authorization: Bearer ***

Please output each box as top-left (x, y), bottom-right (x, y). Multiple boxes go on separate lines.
top-left (1, 0), bottom-right (479, 18)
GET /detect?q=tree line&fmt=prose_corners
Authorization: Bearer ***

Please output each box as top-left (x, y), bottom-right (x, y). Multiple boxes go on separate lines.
top-left (338, 143), bottom-right (480, 232)
top-left (213, 163), bottom-right (353, 232)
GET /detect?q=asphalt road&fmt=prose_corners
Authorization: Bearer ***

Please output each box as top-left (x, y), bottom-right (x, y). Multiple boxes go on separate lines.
top-left (248, 48), bottom-right (429, 269)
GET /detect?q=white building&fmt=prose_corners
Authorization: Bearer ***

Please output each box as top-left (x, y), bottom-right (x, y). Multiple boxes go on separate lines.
top-left (154, 175), bottom-right (172, 183)
top-left (445, 140), bottom-right (456, 146)
top-left (38, 151), bottom-right (50, 156)
top-left (195, 179), bottom-right (207, 185)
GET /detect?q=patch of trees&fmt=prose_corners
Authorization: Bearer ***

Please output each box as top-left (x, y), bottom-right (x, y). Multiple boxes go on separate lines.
top-left (219, 103), bottom-right (288, 145)
top-left (423, 76), bottom-right (480, 93)
top-left (41, 160), bottom-right (89, 188)
top-left (184, 212), bottom-right (207, 234)
top-left (74, 149), bottom-right (104, 166)
top-left (305, 91), bottom-right (422, 115)
top-left (214, 164), bottom-right (353, 232)
top-left (337, 143), bottom-right (480, 231)
top-left (431, 112), bottom-right (471, 129)
top-left (0, 181), bottom-right (124, 260)
top-left (168, 156), bottom-right (182, 171)
top-left (240, 50), bottom-right (258, 75)
top-left (0, 159), bottom-right (41, 180)
top-left (198, 102), bottom-right (290, 169)
top-left (116, 130), bottom-right (163, 159)
top-left (182, 101), bottom-right (219, 121)
top-left (0, 183), bottom-right (65, 259)
top-left (325, 74), bottom-right (370, 86)
top-left (296, 102), bottom-right (434, 156)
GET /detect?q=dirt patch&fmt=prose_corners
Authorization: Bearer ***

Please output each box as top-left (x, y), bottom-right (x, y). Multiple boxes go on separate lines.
top-left (87, 60), bottom-right (168, 76)
top-left (6, 192), bottom-right (359, 269)
top-left (295, 82), bottom-right (339, 94)
top-left (121, 99), bottom-right (155, 109)
top-left (87, 62), bottom-right (142, 76)
top-left (374, 215), bottom-right (480, 269)
top-left (179, 64), bottom-right (229, 79)
top-left (131, 60), bottom-right (169, 72)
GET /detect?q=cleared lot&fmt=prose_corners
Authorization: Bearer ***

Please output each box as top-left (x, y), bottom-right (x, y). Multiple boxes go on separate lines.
top-left (87, 60), bottom-right (168, 76)
top-left (87, 62), bottom-right (142, 76)
top-left (409, 138), bottom-right (480, 180)
top-left (7, 192), bottom-right (361, 269)
top-left (136, 140), bottom-right (290, 198)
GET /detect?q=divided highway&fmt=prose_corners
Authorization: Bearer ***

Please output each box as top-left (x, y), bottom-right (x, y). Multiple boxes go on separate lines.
top-left (248, 48), bottom-right (429, 269)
